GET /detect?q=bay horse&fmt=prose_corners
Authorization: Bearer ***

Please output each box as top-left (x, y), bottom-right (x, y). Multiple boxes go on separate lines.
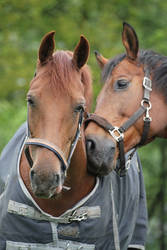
top-left (85, 22), bottom-right (167, 176)
top-left (84, 23), bottom-right (153, 250)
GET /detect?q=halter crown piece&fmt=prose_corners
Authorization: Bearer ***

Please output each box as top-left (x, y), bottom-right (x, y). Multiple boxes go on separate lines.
top-left (24, 106), bottom-right (84, 174)
top-left (85, 68), bottom-right (152, 177)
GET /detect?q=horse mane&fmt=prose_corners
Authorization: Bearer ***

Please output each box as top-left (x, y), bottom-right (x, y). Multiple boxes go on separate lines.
top-left (80, 65), bottom-right (93, 112)
top-left (102, 50), bottom-right (167, 103)
top-left (102, 53), bottom-right (126, 83)
top-left (35, 50), bottom-right (92, 111)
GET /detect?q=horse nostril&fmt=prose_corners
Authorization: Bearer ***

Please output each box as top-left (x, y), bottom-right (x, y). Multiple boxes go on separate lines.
top-left (54, 174), bottom-right (60, 186)
top-left (86, 139), bottom-right (96, 152)
top-left (30, 169), bottom-right (35, 180)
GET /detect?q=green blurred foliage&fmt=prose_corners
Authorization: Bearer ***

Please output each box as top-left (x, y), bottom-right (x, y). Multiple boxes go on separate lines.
top-left (0, 1), bottom-right (167, 249)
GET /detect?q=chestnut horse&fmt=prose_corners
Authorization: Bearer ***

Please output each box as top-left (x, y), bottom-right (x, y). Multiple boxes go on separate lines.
top-left (0, 32), bottom-right (101, 250)
top-left (22, 32), bottom-right (95, 213)
top-left (85, 22), bottom-right (167, 176)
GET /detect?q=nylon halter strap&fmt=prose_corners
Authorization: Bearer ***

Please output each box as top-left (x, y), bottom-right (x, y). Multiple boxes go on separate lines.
top-left (85, 69), bottom-right (152, 177)
top-left (24, 106), bottom-right (84, 173)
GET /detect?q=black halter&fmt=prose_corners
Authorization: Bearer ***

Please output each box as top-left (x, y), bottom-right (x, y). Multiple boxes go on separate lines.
top-left (85, 69), bottom-right (152, 177)
top-left (24, 106), bottom-right (84, 174)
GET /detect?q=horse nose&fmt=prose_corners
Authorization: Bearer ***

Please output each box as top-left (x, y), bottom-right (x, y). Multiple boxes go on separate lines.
top-left (85, 135), bottom-right (116, 175)
top-left (86, 135), bottom-right (115, 155)
top-left (86, 138), bottom-right (96, 152)
top-left (30, 169), bottom-right (60, 186)
top-left (30, 168), bottom-right (61, 197)
top-left (30, 169), bottom-right (35, 180)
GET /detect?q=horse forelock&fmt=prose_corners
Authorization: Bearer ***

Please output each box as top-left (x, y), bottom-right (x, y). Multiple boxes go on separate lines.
top-left (34, 50), bottom-right (92, 108)
top-left (102, 49), bottom-right (167, 103)
top-left (49, 50), bottom-right (76, 94)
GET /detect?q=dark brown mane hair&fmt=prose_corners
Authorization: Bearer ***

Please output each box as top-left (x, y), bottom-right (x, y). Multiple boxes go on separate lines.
top-left (102, 49), bottom-right (167, 103)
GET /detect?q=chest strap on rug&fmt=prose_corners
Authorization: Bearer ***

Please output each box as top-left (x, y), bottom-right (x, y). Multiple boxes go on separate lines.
top-left (6, 239), bottom-right (95, 250)
top-left (8, 200), bottom-right (101, 224)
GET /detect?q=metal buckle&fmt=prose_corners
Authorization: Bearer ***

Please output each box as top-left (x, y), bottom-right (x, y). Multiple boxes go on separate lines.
top-left (143, 77), bottom-right (152, 91)
top-left (68, 210), bottom-right (88, 222)
top-left (108, 127), bottom-right (124, 142)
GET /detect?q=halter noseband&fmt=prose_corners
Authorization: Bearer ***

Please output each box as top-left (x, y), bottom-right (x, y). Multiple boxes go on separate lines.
top-left (24, 107), bottom-right (84, 173)
top-left (85, 69), bottom-right (152, 177)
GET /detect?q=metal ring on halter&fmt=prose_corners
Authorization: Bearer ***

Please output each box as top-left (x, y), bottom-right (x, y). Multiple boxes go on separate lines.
top-left (141, 99), bottom-right (152, 110)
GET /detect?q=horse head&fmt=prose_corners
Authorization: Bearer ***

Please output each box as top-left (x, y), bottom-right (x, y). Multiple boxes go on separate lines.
top-left (85, 22), bottom-right (167, 176)
top-left (25, 31), bottom-right (92, 198)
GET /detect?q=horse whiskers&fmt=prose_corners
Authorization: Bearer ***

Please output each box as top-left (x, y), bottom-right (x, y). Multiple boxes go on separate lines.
top-left (62, 185), bottom-right (71, 191)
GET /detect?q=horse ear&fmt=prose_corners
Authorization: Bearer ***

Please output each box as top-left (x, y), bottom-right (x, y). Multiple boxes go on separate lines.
top-left (38, 31), bottom-right (55, 64)
top-left (122, 22), bottom-right (139, 60)
top-left (94, 51), bottom-right (108, 69)
top-left (72, 35), bottom-right (89, 69)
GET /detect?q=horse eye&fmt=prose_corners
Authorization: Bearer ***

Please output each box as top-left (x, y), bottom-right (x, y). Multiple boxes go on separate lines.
top-left (115, 79), bottom-right (129, 90)
top-left (27, 95), bottom-right (35, 106)
top-left (74, 104), bottom-right (85, 113)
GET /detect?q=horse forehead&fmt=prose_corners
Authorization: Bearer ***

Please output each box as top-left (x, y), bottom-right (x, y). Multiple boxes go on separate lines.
top-left (113, 58), bottom-right (143, 77)
top-left (30, 70), bottom-right (83, 96)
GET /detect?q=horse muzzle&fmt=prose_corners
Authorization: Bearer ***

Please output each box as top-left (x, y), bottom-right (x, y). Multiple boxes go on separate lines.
top-left (30, 166), bottom-right (65, 198)
top-left (86, 134), bottom-right (116, 176)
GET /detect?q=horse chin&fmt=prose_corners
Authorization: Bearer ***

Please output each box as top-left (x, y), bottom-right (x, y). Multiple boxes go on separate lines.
top-left (50, 185), bottom-right (72, 199)
top-left (30, 167), bottom-right (66, 199)
top-left (87, 160), bottom-right (115, 177)
top-left (31, 183), bottom-right (63, 199)
top-left (47, 185), bottom-right (63, 199)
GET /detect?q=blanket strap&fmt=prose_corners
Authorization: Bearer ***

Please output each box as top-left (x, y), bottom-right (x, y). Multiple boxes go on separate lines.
top-left (8, 200), bottom-right (101, 224)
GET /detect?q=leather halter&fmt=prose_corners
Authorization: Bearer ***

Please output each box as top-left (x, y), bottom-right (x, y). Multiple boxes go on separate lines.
top-left (85, 70), bottom-right (152, 177)
top-left (24, 106), bottom-right (84, 173)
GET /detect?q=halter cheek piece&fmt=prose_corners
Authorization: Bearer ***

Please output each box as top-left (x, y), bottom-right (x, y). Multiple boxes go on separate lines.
top-left (24, 107), bottom-right (84, 174)
top-left (85, 68), bottom-right (152, 177)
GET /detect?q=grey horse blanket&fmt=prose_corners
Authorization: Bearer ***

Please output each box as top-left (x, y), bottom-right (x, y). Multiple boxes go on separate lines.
top-left (0, 123), bottom-right (147, 250)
